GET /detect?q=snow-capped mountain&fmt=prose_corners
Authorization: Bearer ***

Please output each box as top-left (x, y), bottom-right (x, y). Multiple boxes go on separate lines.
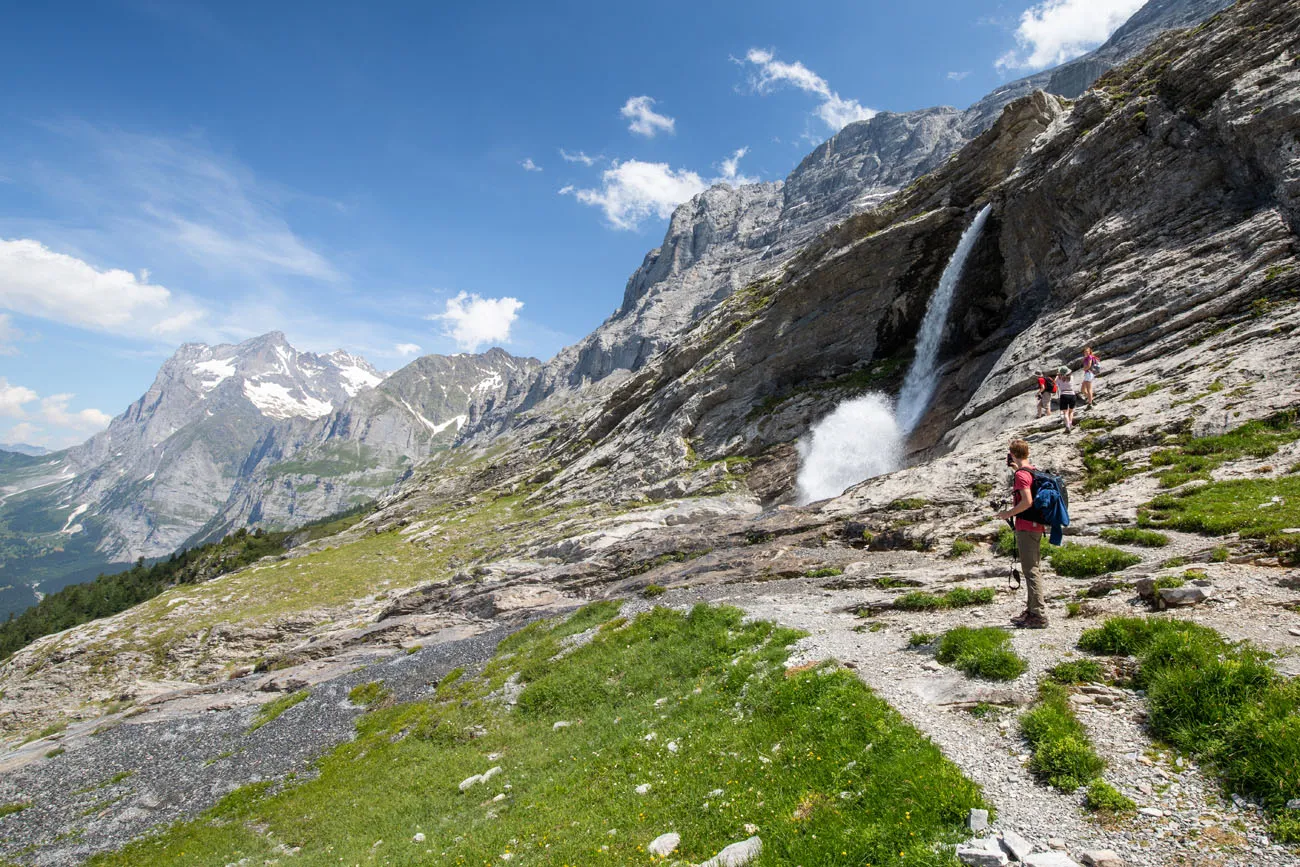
top-left (0, 334), bottom-right (536, 616)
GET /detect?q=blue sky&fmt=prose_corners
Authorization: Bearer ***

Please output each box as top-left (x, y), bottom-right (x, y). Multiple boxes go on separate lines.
top-left (0, 0), bottom-right (1146, 448)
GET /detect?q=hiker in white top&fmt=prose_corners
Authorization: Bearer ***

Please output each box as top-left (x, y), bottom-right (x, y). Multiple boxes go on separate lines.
top-left (1055, 366), bottom-right (1077, 433)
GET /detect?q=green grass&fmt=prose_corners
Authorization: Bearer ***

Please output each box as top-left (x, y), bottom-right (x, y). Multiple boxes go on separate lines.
top-left (1047, 544), bottom-right (1142, 578)
top-left (1122, 382), bottom-right (1166, 400)
top-left (948, 538), bottom-right (976, 558)
top-left (1098, 528), bottom-right (1169, 547)
top-left (1144, 476), bottom-right (1300, 564)
top-left (802, 567), bottom-right (843, 579)
top-left (995, 527), bottom-right (1018, 557)
top-left (1077, 617), bottom-right (1299, 840)
top-left (1080, 436), bottom-right (1135, 493)
top-left (0, 802), bottom-right (31, 818)
top-left (248, 690), bottom-right (309, 733)
top-left (347, 682), bottom-right (390, 707)
top-left (936, 627), bottom-right (1026, 681)
top-left (1047, 660), bottom-right (1105, 684)
top-left (908, 632), bottom-right (936, 648)
top-left (1210, 547), bottom-right (1230, 563)
top-left (87, 604), bottom-right (989, 866)
top-left (1020, 682), bottom-right (1105, 792)
top-left (641, 583), bottom-right (667, 598)
top-left (893, 587), bottom-right (995, 611)
top-left (1084, 780), bottom-right (1135, 815)
top-left (887, 498), bottom-right (929, 511)
top-left (1147, 411), bottom-right (1300, 486)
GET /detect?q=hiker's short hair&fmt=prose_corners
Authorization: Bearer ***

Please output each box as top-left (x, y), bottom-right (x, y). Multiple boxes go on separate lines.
top-left (1009, 439), bottom-right (1030, 460)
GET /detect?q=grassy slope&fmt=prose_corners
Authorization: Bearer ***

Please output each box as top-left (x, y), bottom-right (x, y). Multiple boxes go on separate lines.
top-left (89, 604), bottom-right (987, 866)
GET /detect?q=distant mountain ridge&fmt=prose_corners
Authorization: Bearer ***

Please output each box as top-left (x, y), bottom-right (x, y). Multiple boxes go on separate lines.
top-left (0, 334), bottom-right (538, 618)
top-left (0, 444), bottom-right (49, 457)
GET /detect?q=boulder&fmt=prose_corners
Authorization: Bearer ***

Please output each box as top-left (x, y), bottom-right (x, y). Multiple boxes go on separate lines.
top-left (648, 832), bottom-right (680, 857)
top-left (697, 836), bottom-right (762, 867)
top-left (1158, 585), bottom-right (1211, 608)
top-left (1024, 854), bottom-right (1082, 867)
top-left (999, 829), bottom-right (1035, 861)
top-left (1079, 851), bottom-right (1124, 867)
top-left (969, 808), bottom-right (990, 832)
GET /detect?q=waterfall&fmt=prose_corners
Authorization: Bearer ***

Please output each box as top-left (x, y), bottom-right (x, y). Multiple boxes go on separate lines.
top-left (895, 203), bottom-right (991, 433)
top-left (793, 204), bottom-right (992, 503)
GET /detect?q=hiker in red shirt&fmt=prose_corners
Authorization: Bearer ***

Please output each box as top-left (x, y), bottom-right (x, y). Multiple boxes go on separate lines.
top-left (994, 438), bottom-right (1048, 628)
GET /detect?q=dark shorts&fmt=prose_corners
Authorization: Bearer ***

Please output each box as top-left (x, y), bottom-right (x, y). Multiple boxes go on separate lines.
top-left (1060, 393), bottom-right (1077, 410)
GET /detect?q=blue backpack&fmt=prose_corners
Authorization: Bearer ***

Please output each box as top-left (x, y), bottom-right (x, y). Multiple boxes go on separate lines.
top-left (1022, 470), bottom-right (1070, 545)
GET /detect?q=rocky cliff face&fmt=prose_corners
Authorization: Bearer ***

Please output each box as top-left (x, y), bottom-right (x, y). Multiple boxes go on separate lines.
top-left (465, 0), bottom-right (1234, 441)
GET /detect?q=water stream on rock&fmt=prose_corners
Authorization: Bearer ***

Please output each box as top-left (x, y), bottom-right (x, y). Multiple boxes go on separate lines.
top-left (795, 204), bottom-right (992, 504)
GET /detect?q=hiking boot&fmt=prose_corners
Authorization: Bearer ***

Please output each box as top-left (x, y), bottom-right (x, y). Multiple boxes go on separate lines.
top-left (1011, 611), bottom-right (1048, 629)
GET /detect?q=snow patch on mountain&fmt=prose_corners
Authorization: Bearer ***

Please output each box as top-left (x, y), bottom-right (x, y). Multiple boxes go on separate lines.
top-left (60, 503), bottom-right (89, 534)
top-left (336, 364), bottom-right (383, 396)
top-left (192, 358), bottom-right (236, 391)
top-left (243, 381), bottom-right (335, 420)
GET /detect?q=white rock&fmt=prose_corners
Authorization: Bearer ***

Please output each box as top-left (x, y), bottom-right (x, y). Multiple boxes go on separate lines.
top-left (482, 766), bottom-right (503, 782)
top-left (1000, 829), bottom-right (1034, 861)
top-left (1287, 798), bottom-right (1300, 810)
top-left (743, 823), bottom-right (759, 834)
top-left (957, 843), bottom-right (1009, 867)
top-left (1079, 850), bottom-right (1124, 867)
top-left (553, 720), bottom-right (572, 730)
top-left (635, 783), bottom-right (652, 794)
top-left (648, 832), bottom-right (680, 857)
top-left (698, 836), bottom-right (762, 867)
top-left (1024, 854), bottom-right (1081, 867)
top-left (459, 774), bottom-right (483, 792)
top-left (413, 832), bottom-right (426, 843)
top-left (667, 740), bottom-right (679, 753)
top-left (969, 808), bottom-right (990, 832)
top-left (1139, 807), bottom-right (1163, 818)
top-left (654, 697), bottom-right (668, 707)
top-left (645, 732), bottom-right (657, 741)
top-left (709, 788), bottom-right (725, 797)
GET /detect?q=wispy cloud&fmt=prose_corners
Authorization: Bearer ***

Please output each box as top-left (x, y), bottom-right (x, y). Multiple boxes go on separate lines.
top-left (621, 96), bottom-right (676, 137)
top-left (559, 149), bottom-right (599, 166)
top-left (741, 48), bottom-right (875, 132)
top-left (562, 148), bottom-right (755, 231)
top-left (947, 70), bottom-right (972, 81)
top-left (394, 342), bottom-right (422, 356)
top-left (0, 313), bottom-right (21, 355)
top-left (995, 0), bottom-right (1145, 72)
top-left (429, 292), bottom-right (523, 350)
top-left (520, 157), bottom-right (542, 172)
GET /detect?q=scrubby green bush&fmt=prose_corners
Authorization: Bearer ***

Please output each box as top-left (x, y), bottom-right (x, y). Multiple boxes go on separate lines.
top-left (1048, 659), bottom-right (1104, 684)
top-left (1047, 544), bottom-right (1142, 578)
top-left (908, 632), bottom-right (936, 648)
top-left (936, 627), bottom-right (1026, 681)
top-left (893, 588), bottom-right (996, 611)
top-left (1084, 780), bottom-right (1136, 814)
top-left (948, 538), bottom-right (976, 558)
top-left (348, 682), bottom-right (390, 707)
top-left (1099, 528), bottom-right (1169, 547)
top-left (1077, 616), bottom-right (1300, 838)
top-left (1020, 682), bottom-right (1105, 792)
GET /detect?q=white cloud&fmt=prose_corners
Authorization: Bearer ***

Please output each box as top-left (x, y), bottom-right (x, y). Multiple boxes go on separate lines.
top-left (717, 147), bottom-right (758, 185)
top-left (563, 161), bottom-right (706, 231)
top-left (743, 48), bottom-right (875, 131)
top-left (394, 342), bottom-right (421, 356)
top-left (0, 379), bottom-right (38, 417)
top-left (0, 377), bottom-right (110, 445)
top-left (563, 148), bottom-right (756, 231)
top-left (559, 149), bottom-right (599, 166)
top-left (995, 0), bottom-right (1145, 72)
top-left (38, 393), bottom-right (112, 430)
top-left (520, 158), bottom-right (542, 172)
top-left (0, 313), bottom-right (21, 355)
top-left (621, 96), bottom-right (676, 137)
top-left (430, 292), bottom-right (523, 350)
top-left (0, 238), bottom-right (208, 338)
top-left (948, 70), bottom-right (972, 81)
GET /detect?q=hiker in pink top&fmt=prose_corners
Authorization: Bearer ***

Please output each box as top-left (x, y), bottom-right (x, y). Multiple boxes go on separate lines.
top-left (1081, 346), bottom-right (1100, 407)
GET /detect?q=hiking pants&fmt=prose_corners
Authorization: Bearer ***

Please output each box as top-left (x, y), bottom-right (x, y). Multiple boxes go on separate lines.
top-left (1016, 530), bottom-right (1045, 617)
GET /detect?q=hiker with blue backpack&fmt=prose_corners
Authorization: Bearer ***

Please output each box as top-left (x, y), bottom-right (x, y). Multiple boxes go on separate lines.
top-left (994, 438), bottom-right (1069, 629)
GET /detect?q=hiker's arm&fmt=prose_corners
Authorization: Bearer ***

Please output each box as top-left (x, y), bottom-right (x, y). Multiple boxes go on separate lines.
top-left (995, 491), bottom-right (1032, 521)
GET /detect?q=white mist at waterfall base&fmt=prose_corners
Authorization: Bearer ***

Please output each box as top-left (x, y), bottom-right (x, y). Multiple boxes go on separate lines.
top-left (794, 204), bottom-right (992, 504)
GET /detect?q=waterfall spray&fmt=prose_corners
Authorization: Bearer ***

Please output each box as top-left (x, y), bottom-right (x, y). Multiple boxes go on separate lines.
top-left (794, 204), bottom-right (992, 503)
